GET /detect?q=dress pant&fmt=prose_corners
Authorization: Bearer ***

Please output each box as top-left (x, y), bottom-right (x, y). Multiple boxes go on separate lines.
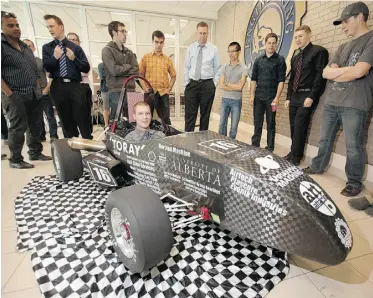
top-left (289, 91), bottom-right (316, 162)
top-left (81, 83), bottom-right (93, 133)
top-left (252, 97), bottom-right (276, 151)
top-left (149, 92), bottom-right (171, 125)
top-left (184, 79), bottom-right (216, 132)
top-left (50, 79), bottom-right (92, 139)
top-left (40, 94), bottom-right (58, 139)
top-left (2, 93), bottom-right (43, 162)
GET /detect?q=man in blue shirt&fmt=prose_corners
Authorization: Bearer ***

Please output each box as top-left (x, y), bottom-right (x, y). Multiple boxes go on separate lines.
top-left (184, 22), bottom-right (220, 132)
top-left (42, 14), bottom-right (92, 140)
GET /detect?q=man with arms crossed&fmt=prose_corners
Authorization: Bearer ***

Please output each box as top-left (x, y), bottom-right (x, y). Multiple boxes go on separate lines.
top-left (139, 30), bottom-right (176, 125)
top-left (284, 25), bottom-right (329, 166)
top-left (102, 21), bottom-right (138, 121)
top-left (250, 33), bottom-right (286, 151)
top-left (125, 102), bottom-right (165, 142)
top-left (218, 42), bottom-right (248, 139)
top-left (184, 22), bottom-right (220, 132)
top-left (304, 2), bottom-right (373, 197)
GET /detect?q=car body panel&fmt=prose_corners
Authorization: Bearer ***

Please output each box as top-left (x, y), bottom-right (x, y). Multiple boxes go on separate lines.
top-left (84, 130), bottom-right (352, 265)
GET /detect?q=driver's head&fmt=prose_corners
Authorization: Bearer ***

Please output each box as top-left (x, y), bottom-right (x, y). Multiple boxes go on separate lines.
top-left (133, 102), bottom-right (152, 130)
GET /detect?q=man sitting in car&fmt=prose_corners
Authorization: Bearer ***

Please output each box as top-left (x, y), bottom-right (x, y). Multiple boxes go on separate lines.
top-left (125, 102), bottom-right (165, 142)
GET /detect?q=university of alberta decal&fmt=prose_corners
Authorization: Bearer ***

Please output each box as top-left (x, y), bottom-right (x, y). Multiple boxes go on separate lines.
top-left (244, 0), bottom-right (307, 77)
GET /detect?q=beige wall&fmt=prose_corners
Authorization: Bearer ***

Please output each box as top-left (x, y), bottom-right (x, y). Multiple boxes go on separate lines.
top-left (213, 1), bottom-right (373, 165)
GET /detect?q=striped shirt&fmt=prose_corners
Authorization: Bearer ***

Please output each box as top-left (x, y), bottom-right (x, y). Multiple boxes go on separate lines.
top-left (139, 52), bottom-right (176, 96)
top-left (1, 34), bottom-right (39, 101)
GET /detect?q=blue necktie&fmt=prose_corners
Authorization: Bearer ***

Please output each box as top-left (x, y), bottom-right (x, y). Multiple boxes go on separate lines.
top-left (58, 41), bottom-right (68, 77)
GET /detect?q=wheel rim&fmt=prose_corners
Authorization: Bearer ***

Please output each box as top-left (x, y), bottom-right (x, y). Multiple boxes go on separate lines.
top-left (52, 147), bottom-right (61, 177)
top-left (111, 207), bottom-right (135, 259)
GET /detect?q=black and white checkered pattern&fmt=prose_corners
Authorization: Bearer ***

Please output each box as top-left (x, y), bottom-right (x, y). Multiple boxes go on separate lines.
top-left (15, 174), bottom-right (289, 298)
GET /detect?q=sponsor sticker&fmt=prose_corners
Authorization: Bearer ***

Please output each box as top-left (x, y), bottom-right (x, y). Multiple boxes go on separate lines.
top-left (299, 181), bottom-right (337, 216)
top-left (255, 155), bottom-right (280, 174)
top-left (335, 218), bottom-right (352, 249)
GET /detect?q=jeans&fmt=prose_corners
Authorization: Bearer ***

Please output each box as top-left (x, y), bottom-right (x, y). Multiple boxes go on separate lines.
top-left (218, 97), bottom-right (242, 139)
top-left (40, 94), bottom-right (58, 138)
top-left (2, 93), bottom-right (43, 162)
top-left (251, 98), bottom-right (276, 151)
top-left (311, 104), bottom-right (368, 188)
top-left (109, 91), bottom-right (127, 120)
top-left (1, 106), bottom-right (8, 140)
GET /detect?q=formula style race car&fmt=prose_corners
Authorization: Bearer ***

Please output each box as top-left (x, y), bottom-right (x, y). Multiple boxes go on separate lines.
top-left (51, 76), bottom-right (353, 273)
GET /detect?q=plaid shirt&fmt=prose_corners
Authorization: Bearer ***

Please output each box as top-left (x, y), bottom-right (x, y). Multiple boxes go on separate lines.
top-left (139, 52), bottom-right (176, 96)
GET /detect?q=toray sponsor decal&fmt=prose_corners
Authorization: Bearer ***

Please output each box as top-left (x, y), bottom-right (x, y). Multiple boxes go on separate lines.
top-left (335, 218), bottom-right (352, 249)
top-left (109, 135), bottom-right (145, 156)
top-left (255, 155), bottom-right (280, 174)
top-left (299, 181), bottom-right (337, 216)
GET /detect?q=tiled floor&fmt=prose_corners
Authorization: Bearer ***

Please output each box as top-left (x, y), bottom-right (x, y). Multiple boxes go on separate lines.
top-left (1, 120), bottom-right (373, 298)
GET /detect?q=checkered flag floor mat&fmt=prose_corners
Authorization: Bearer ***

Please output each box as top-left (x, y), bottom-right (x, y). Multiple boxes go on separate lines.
top-left (15, 174), bottom-right (289, 298)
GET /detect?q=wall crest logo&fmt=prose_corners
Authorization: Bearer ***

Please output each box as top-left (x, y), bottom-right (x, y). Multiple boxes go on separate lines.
top-left (244, 0), bottom-right (307, 78)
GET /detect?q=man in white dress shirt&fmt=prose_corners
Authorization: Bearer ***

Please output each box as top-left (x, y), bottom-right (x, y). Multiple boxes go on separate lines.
top-left (184, 22), bottom-right (220, 132)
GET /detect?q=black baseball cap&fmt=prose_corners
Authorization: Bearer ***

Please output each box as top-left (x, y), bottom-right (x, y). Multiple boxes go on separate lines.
top-left (333, 1), bottom-right (369, 26)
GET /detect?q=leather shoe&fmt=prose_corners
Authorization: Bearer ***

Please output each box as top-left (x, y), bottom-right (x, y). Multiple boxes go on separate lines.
top-left (303, 166), bottom-right (323, 175)
top-left (50, 136), bottom-right (59, 143)
top-left (29, 153), bottom-right (52, 161)
top-left (9, 160), bottom-right (34, 169)
top-left (289, 159), bottom-right (300, 166)
top-left (265, 146), bottom-right (274, 152)
top-left (283, 152), bottom-right (292, 161)
top-left (341, 185), bottom-right (362, 197)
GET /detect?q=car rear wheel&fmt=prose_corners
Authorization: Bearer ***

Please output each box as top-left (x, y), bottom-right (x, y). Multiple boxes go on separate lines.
top-left (106, 185), bottom-right (173, 273)
top-left (51, 139), bottom-right (83, 182)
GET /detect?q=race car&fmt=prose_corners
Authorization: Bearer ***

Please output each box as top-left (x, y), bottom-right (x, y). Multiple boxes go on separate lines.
top-left (51, 76), bottom-right (353, 274)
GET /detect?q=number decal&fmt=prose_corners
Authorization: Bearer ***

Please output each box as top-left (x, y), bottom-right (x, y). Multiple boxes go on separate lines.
top-left (198, 139), bottom-right (244, 155)
top-left (87, 161), bottom-right (117, 187)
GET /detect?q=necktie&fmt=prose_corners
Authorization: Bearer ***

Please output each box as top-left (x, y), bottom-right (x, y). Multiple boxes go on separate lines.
top-left (58, 41), bottom-right (68, 77)
top-left (292, 50), bottom-right (303, 92)
top-left (194, 45), bottom-right (204, 80)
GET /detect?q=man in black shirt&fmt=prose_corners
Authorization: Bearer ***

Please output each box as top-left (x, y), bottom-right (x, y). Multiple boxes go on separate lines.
top-left (42, 14), bottom-right (92, 140)
top-left (1, 11), bottom-right (52, 169)
top-left (285, 25), bottom-right (329, 166)
top-left (250, 33), bottom-right (286, 152)
top-left (23, 39), bottom-right (59, 143)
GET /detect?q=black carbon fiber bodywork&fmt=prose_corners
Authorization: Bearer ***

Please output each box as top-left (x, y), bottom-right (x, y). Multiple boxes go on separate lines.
top-left (85, 130), bottom-right (352, 265)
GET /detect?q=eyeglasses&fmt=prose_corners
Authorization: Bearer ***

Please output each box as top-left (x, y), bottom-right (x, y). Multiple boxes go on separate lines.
top-left (1, 12), bottom-right (16, 18)
top-left (117, 29), bottom-right (128, 35)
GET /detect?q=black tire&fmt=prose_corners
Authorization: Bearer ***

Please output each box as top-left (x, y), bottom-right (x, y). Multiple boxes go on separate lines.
top-left (106, 185), bottom-right (173, 273)
top-left (51, 139), bottom-right (83, 182)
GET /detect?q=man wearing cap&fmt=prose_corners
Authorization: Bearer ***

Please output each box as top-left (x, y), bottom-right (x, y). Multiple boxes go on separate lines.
top-left (304, 2), bottom-right (373, 197)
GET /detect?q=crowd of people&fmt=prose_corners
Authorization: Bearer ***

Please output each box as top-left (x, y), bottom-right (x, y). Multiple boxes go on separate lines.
top-left (1, 2), bottom-right (372, 200)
